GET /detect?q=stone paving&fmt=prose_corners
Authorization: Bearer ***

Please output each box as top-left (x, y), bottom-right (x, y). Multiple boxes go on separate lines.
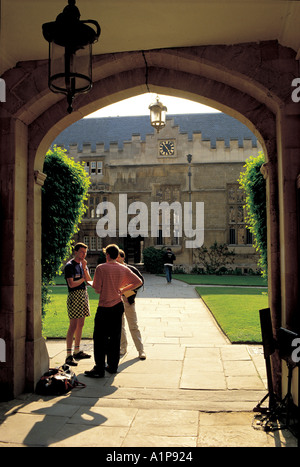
top-left (0, 274), bottom-right (297, 447)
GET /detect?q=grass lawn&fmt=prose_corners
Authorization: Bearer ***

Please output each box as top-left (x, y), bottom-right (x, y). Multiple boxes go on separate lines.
top-left (196, 286), bottom-right (268, 343)
top-left (172, 273), bottom-right (267, 287)
top-left (43, 286), bottom-right (98, 338)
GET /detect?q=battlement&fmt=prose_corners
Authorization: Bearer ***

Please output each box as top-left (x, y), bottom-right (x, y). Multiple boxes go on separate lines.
top-left (54, 114), bottom-right (260, 165)
top-left (59, 130), bottom-right (260, 165)
top-left (60, 136), bottom-right (257, 153)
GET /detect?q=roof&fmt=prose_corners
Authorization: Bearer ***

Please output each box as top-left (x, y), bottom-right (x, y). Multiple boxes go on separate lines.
top-left (52, 113), bottom-right (257, 151)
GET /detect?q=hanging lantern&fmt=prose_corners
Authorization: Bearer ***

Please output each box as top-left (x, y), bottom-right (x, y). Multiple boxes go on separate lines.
top-left (149, 96), bottom-right (167, 132)
top-left (42, 0), bottom-right (101, 113)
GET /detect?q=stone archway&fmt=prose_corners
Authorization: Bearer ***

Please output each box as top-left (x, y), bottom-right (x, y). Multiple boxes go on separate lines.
top-left (1, 40), bottom-right (300, 399)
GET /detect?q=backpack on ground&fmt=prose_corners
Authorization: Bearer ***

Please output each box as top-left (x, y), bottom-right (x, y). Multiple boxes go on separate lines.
top-left (35, 364), bottom-right (86, 396)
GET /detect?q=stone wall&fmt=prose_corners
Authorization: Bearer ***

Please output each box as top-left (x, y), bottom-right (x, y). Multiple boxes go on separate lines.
top-left (62, 117), bottom-right (262, 272)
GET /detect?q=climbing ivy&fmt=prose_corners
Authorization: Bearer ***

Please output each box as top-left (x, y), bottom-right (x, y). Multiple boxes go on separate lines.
top-left (238, 151), bottom-right (267, 277)
top-left (193, 241), bottom-right (235, 274)
top-left (41, 145), bottom-right (90, 314)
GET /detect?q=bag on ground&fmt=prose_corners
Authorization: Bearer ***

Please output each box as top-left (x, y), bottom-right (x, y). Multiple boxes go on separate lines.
top-left (35, 364), bottom-right (85, 395)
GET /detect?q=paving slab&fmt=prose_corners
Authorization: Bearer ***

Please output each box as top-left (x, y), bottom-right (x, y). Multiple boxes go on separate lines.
top-left (0, 274), bottom-right (297, 447)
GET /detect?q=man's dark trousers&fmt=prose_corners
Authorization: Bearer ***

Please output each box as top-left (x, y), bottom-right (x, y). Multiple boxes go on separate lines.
top-left (93, 301), bottom-right (124, 373)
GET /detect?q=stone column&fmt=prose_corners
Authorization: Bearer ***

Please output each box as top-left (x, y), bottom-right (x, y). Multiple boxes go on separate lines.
top-left (0, 118), bottom-right (29, 399)
top-left (276, 107), bottom-right (300, 402)
top-left (0, 115), bottom-right (49, 399)
top-left (25, 168), bottom-right (49, 393)
top-left (276, 108), bottom-right (300, 330)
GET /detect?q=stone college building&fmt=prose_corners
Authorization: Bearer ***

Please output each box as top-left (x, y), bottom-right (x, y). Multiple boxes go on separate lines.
top-left (53, 112), bottom-right (262, 274)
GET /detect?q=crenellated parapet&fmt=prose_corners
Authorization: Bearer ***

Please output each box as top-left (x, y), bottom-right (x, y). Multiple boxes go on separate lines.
top-left (59, 115), bottom-right (261, 166)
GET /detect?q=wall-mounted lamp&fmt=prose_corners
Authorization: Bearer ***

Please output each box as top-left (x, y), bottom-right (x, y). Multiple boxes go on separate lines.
top-left (42, 0), bottom-right (101, 113)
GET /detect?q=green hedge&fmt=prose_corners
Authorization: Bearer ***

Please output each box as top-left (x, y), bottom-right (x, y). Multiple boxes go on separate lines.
top-left (143, 247), bottom-right (165, 273)
top-left (41, 146), bottom-right (90, 314)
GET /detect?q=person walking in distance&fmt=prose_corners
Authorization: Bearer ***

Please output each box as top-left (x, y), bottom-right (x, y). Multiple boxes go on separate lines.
top-left (84, 244), bottom-right (143, 378)
top-left (163, 247), bottom-right (176, 283)
top-left (117, 250), bottom-right (146, 360)
top-left (64, 242), bottom-right (92, 366)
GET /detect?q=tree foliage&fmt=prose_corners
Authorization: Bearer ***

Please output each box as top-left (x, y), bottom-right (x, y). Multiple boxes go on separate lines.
top-left (41, 146), bottom-right (90, 313)
top-left (143, 246), bottom-right (165, 274)
top-left (238, 151), bottom-right (267, 277)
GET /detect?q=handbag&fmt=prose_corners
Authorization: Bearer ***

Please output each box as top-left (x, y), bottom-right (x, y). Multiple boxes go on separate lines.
top-left (35, 364), bottom-right (86, 395)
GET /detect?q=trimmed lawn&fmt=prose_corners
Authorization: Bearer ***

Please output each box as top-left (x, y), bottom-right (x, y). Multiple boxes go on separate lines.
top-left (196, 286), bottom-right (268, 343)
top-left (172, 273), bottom-right (267, 287)
top-left (43, 286), bottom-right (98, 338)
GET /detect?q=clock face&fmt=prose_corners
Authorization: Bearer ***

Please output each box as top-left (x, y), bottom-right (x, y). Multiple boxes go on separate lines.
top-left (159, 140), bottom-right (175, 156)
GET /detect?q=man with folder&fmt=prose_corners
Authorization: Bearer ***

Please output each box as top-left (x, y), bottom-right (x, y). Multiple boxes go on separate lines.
top-left (84, 244), bottom-right (143, 378)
